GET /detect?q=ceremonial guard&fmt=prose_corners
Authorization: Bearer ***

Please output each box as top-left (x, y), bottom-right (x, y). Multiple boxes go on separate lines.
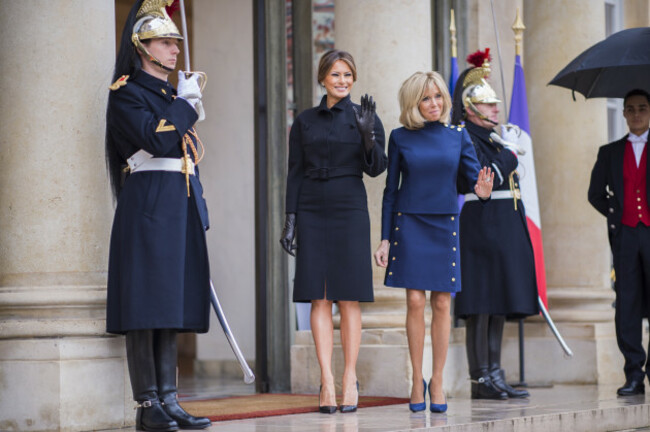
top-left (105, 1), bottom-right (211, 430)
top-left (452, 50), bottom-right (539, 400)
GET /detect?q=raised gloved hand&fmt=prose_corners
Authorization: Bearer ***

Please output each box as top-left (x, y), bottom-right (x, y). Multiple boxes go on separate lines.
top-left (280, 213), bottom-right (297, 256)
top-left (353, 94), bottom-right (377, 154)
top-left (177, 71), bottom-right (204, 121)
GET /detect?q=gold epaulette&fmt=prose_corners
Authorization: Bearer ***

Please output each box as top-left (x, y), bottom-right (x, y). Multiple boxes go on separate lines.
top-left (109, 75), bottom-right (129, 91)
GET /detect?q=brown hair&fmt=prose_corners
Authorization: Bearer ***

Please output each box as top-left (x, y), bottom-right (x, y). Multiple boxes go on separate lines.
top-left (398, 71), bottom-right (451, 129)
top-left (317, 50), bottom-right (357, 84)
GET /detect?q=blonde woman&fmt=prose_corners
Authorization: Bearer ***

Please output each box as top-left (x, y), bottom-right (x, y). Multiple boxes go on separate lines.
top-left (374, 71), bottom-right (492, 413)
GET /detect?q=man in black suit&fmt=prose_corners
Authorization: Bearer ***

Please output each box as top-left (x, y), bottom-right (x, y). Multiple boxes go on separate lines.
top-left (588, 89), bottom-right (650, 396)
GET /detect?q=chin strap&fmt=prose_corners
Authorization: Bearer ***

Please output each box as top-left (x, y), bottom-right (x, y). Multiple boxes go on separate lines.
top-left (465, 98), bottom-right (499, 126)
top-left (131, 33), bottom-right (175, 73)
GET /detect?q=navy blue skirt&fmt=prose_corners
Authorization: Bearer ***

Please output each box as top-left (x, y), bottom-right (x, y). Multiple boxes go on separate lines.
top-left (384, 213), bottom-right (461, 292)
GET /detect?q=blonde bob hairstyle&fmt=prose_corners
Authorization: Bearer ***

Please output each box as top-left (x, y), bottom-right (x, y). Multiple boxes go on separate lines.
top-left (398, 71), bottom-right (451, 130)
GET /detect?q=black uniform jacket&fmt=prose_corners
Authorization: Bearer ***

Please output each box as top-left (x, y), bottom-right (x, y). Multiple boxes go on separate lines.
top-left (588, 135), bottom-right (649, 246)
top-left (106, 71), bottom-right (210, 334)
top-left (455, 121), bottom-right (539, 318)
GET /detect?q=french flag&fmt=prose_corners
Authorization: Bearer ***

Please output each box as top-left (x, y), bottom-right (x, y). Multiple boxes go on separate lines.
top-left (502, 54), bottom-right (548, 307)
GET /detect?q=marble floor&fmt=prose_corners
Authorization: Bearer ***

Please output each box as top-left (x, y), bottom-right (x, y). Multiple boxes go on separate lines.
top-left (100, 378), bottom-right (650, 432)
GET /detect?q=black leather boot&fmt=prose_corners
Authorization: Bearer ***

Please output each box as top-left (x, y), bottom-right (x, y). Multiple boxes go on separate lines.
top-left (466, 315), bottom-right (508, 400)
top-left (155, 330), bottom-right (212, 430)
top-left (487, 316), bottom-right (529, 398)
top-left (126, 330), bottom-right (179, 432)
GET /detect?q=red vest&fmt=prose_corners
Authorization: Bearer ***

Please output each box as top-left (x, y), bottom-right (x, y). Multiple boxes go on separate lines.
top-left (622, 141), bottom-right (650, 227)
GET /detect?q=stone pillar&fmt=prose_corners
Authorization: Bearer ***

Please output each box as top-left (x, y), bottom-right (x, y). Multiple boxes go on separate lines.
top-left (0, 2), bottom-right (128, 431)
top-left (525, 0), bottom-right (612, 322)
top-left (295, 0), bottom-right (436, 397)
top-left (334, 0), bottom-right (433, 329)
top-left (518, 0), bottom-right (621, 385)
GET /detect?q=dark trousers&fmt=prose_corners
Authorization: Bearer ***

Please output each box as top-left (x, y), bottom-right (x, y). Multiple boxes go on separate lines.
top-left (613, 224), bottom-right (650, 381)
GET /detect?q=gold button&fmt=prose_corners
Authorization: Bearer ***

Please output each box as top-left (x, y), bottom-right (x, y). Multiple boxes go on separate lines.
top-left (451, 216), bottom-right (455, 221)
top-left (392, 257), bottom-right (396, 261)
top-left (389, 272), bottom-right (393, 275)
top-left (638, 206), bottom-right (642, 210)
top-left (638, 197), bottom-right (642, 202)
top-left (452, 232), bottom-right (457, 236)
top-left (638, 189), bottom-right (641, 193)
top-left (394, 241), bottom-right (398, 245)
top-left (640, 214), bottom-right (643, 218)
top-left (453, 247), bottom-right (457, 251)
top-left (397, 212), bottom-right (402, 216)
top-left (609, 208), bottom-right (614, 213)
top-left (395, 227), bottom-right (400, 231)
top-left (161, 88), bottom-right (167, 94)
top-left (451, 277), bottom-right (456, 282)
top-left (452, 262), bottom-right (456, 266)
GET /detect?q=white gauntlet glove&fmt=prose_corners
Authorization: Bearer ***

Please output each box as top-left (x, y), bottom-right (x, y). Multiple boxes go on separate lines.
top-left (177, 71), bottom-right (205, 122)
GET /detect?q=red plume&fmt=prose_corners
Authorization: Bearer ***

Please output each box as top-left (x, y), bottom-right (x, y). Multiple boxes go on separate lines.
top-left (166, 0), bottom-right (180, 17)
top-left (466, 48), bottom-right (491, 68)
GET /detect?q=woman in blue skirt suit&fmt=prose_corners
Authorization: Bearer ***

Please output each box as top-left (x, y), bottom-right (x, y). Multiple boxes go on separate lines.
top-left (374, 71), bottom-right (493, 413)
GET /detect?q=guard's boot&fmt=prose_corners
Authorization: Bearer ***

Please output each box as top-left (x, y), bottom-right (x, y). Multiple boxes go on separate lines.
top-left (155, 330), bottom-right (212, 430)
top-left (487, 316), bottom-right (529, 398)
top-left (466, 315), bottom-right (508, 400)
top-left (126, 330), bottom-right (179, 432)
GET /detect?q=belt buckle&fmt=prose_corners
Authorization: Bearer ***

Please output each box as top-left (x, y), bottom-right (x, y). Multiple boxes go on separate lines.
top-left (181, 156), bottom-right (195, 175)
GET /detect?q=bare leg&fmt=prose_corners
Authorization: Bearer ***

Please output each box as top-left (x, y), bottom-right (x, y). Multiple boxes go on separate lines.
top-left (406, 289), bottom-right (426, 403)
top-left (311, 298), bottom-right (335, 406)
top-left (339, 300), bottom-right (361, 406)
top-left (430, 291), bottom-right (451, 404)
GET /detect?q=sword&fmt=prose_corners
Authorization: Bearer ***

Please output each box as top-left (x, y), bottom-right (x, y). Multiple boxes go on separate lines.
top-left (210, 280), bottom-right (256, 384)
top-left (178, 0), bottom-right (207, 91)
top-left (538, 297), bottom-right (573, 357)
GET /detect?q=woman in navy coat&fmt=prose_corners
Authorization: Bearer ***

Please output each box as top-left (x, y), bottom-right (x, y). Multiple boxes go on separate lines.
top-left (105, 1), bottom-right (211, 430)
top-left (280, 50), bottom-right (387, 413)
top-left (374, 71), bottom-right (493, 413)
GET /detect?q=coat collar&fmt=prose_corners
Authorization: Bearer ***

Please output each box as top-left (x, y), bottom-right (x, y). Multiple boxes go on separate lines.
top-left (134, 70), bottom-right (175, 101)
top-left (465, 120), bottom-right (494, 141)
top-left (317, 94), bottom-right (352, 113)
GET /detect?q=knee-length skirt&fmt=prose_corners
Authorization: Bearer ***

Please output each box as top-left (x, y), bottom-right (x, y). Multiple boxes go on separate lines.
top-left (384, 213), bottom-right (461, 292)
top-left (293, 176), bottom-right (374, 302)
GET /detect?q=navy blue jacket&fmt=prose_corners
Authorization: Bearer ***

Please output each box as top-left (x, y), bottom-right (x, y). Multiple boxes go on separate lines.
top-left (381, 121), bottom-right (482, 239)
top-left (106, 71), bottom-right (210, 334)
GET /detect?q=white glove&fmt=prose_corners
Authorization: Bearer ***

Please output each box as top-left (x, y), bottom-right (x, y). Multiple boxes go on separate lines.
top-left (177, 71), bottom-right (202, 111)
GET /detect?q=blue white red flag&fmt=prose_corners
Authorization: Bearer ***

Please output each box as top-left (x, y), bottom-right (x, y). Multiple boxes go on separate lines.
top-left (503, 54), bottom-right (548, 307)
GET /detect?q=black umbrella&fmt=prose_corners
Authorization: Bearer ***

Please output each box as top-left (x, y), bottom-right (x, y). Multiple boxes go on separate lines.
top-left (549, 27), bottom-right (650, 99)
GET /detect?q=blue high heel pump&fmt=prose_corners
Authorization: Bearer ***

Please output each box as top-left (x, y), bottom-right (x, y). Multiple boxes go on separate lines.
top-left (409, 379), bottom-right (427, 412)
top-left (429, 380), bottom-right (448, 413)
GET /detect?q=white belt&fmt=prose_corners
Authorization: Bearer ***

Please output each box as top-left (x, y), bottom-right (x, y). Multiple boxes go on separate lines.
top-left (464, 189), bottom-right (520, 201)
top-left (127, 149), bottom-right (195, 175)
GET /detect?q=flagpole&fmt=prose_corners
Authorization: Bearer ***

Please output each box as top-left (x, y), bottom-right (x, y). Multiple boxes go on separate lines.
top-left (450, 9), bottom-right (457, 59)
top-left (489, 0), bottom-right (509, 118)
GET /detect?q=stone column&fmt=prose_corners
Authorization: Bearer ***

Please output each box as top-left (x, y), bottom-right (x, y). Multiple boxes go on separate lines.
top-left (525, 0), bottom-right (612, 322)
top-left (518, 0), bottom-right (621, 385)
top-left (0, 2), bottom-right (127, 431)
top-left (297, 0), bottom-right (435, 397)
top-left (334, 0), bottom-right (433, 330)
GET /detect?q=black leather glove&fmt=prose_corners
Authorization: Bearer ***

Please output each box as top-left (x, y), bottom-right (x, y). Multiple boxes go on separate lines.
top-left (353, 94), bottom-right (377, 154)
top-left (280, 213), bottom-right (297, 256)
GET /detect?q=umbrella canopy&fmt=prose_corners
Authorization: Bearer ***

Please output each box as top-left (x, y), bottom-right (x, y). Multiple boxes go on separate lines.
top-left (549, 27), bottom-right (650, 99)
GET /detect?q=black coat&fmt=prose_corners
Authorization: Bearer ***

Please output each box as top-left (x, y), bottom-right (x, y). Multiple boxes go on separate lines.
top-left (454, 121), bottom-right (539, 318)
top-left (588, 135), bottom-right (649, 246)
top-left (106, 71), bottom-right (210, 334)
top-left (286, 95), bottom-right (387, 302)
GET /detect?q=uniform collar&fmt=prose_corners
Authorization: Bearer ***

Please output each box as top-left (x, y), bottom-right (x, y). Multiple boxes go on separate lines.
top-left (465, 120), bottom-right (495, 142)
top-left (317, 94), bottom-right (351, 112)
top-left (134, 70), bottom-right (175, 100)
